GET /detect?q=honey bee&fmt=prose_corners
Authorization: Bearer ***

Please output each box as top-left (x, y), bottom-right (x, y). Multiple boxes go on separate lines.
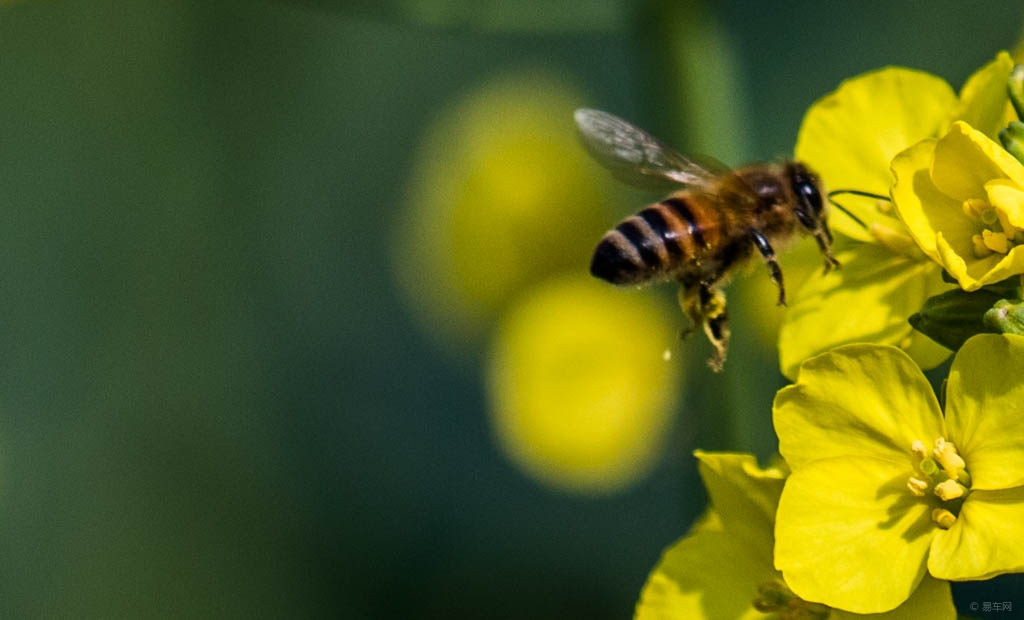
top-left (575, 108), bottom-right (838, 371)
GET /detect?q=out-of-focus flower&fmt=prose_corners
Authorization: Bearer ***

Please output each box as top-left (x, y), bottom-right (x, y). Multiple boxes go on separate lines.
top-left (487, 276), bottom-right (681, 494)
top-left (773, 335), bottom-right (1024, 614)
top-left (635, 452), bottom-right (954, 619)
top-left (893, 121), bottom-right (1024, 291)
top-left (394, 70), bottom-right (611, 353)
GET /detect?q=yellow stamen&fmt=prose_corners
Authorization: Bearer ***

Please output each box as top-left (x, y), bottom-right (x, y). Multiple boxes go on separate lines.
top-left (980, 207), bottom-right (999, 226)
top-left (911, 439), bottom-right (928, 459)
top-left (934, 479), bottom-right (966, 501)
top-left (963, 198), bottom-right (989, 219)
top-left (868, 222), bottom-right (919, 257)
top-left (932, 508), bottom-right (957, 529)
top-left (973, 233), bottom-right (993, 257)
top-left (933, 439), bottom-right (966, 478)
top-left (907, 477), bottom-right (929, 496)
top-left (983, 230), bottom-right (1010, 254)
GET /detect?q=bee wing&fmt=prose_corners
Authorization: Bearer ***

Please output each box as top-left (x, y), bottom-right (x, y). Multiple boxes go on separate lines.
top-left (574, 108), bottom-right (728, 191)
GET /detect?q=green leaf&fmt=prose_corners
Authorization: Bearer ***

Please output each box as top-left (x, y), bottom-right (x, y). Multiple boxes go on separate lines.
top-left (909, 288), bottom-right (1003, 350)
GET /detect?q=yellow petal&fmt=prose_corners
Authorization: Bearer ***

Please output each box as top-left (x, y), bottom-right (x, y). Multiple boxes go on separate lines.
top-left (931, 121), bottom-right (1024, 201)
top-left (891, 138), bottom-right (972, 263)
top-left (951, 51), bottom-right (1016, 139)
top-left (929, 487), bottom-right (1024, 580)
top-left (830, 574), bottom-right (954, 620)
top-left (635, 531), bottom-right (770, 620)
top-left (985, 178), bottom-right (1024, 230)
top-left (694, 451), bottom-right (785, 561)
top-left (945, 334), bottom-right (1024, 491)
top-left (796, 68), bottom-right (955, 242)
top-left (778, 244), bottom-right (950, 380)
top-left (937, 230), bottom-right (1024, 291)
top-left (775, 457), bottom-right (933, 614)
top-left (775, 344), bottom-right (944, 469)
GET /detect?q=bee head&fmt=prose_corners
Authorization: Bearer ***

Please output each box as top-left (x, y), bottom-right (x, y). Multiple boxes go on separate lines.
top-left (786, 161), bottom-right (827, 232)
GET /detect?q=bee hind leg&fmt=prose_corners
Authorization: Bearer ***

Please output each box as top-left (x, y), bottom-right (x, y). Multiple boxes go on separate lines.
top-left (678, 282), bottom-right (730, 372)
top-left (751, 229), bottom-right (786, 306)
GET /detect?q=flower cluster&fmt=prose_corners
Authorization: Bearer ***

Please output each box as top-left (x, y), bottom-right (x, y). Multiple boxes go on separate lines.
top-left (634, 53), bottom-right (1024, 619)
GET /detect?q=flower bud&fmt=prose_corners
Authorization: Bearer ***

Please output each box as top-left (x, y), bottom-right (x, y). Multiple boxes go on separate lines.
top-left (1008, 64), bottom-right (1024, 120)
top-left (999, 121), bottom-right (1024, 166)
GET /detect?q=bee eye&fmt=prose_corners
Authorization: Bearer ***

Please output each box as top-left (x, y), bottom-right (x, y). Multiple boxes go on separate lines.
top-left (796, 178), bottom-right (823, 216)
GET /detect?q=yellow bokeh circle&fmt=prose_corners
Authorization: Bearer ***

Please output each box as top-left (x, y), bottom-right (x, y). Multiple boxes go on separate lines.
top-left (487, 276), bottom-right (683, 495)
top-left (393, 69), bottom-right (612, 351)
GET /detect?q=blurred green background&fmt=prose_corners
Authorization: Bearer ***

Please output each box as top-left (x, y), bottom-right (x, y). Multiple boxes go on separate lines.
top-left (0, 1), bottom-right (1022, 618)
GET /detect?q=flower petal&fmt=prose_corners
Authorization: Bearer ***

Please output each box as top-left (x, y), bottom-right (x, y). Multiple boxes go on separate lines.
top-left (775, 457), bottom-right (933, 613)
top-left (775, 344), bottom-right (944, 469)
top-left (694, 451), bottom-right (784, 559)
top-left (931, 121), bottom-right (1024, 201)
top-left (831, 574), bottom-right (954, 620)
top-left (891, 137), bottom-right (975, 263)
top-left (985, 178), bottom-right (1024, 230)
top-left (951, 51), bottom-right (1016, 139)
top-left (929, 486), bottom-right (1024, 581)
top-left (945, 334), bottom-right (1024, 490)
top-left (796, 68), bottom-right (955, 242)
top-left (635, 530), bottom-right (770, 620)
top-left (778, 243), bottom-right (949, 379)
top-left (934, 232), bottom-right (998, 291)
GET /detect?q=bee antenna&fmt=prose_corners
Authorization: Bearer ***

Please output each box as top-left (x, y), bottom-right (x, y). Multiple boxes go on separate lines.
top-left (827, 189), bottom-right (890, 202)
top-left (826, 189), bottom-right (887, 231)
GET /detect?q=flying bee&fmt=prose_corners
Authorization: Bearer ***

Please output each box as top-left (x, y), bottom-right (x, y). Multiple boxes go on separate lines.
top-left (575, 108), bottom-right (839, 371)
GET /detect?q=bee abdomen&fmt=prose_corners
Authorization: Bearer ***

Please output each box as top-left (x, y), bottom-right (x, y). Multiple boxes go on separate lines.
top-left (591, 198), bottom-right (698, 285)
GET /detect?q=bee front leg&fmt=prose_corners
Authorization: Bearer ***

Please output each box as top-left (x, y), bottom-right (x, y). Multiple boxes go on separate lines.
top-left (813, 223), bottom-right (840, 272)
top-left (679, 283), bottom-right (730, 371)
top-left (750, 229), bottom-right (786, 306)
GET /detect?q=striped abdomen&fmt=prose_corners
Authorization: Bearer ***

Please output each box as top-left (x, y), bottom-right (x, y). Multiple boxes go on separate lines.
top-left (590, 194), bottom-right (724, 286)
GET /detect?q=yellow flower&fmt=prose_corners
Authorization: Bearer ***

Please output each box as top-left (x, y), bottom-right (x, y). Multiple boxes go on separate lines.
top-left (635, 452), bottom-right (954, 619)
top-left (487, 276), bottom-right (681, 494)
top-left (773, 335), bottom-right (1024, 614)
top-left (779, 53), bottom-right (1016, 377)
top-left (394, 70), bottom-right (611, 352)
top-left (893, 120), bottom-right (1024, 291)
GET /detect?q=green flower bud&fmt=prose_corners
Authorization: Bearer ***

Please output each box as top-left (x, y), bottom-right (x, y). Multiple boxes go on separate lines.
top-left (1008, 64), bottom-right (1024, 120)
top-left (909, 288), bottom-right (1003, 351)
top-left (999, 121), bottom-right (1024, 165)
top-left (983, 298), bottom-right (1024, 335)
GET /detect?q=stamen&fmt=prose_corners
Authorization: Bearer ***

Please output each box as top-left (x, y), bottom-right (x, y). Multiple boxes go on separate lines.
top-left (933, 439), bottom-right (966, 478)
top-left (907, 477), bottom-right (929, 496)
top-left (932, 508), bottom-right (957, 529)
top-left (973, 233), bottom-right (993, 257)
top-left (963, 198), bottom-right (989, 219)
top-left (983, 230), bottom-right (1010, 254)
top-left (980, 207), bottom-right (999, 226)
top-left (934, 479), bottom-right (967, 501)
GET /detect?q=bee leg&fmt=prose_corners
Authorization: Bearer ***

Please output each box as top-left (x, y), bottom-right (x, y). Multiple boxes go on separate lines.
top-left (698, 283), bottom-right (730, 371)
top-left (750, 230), bottom-right (786, 306)
top-left (813, 223), bottom-right (840, 272)
top-left (678, 282), bottom-right (730, 370)
top-left (676, 285), bottom-right (701, 339)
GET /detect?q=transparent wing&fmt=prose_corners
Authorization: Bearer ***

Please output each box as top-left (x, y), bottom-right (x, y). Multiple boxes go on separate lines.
top-left (574, 108), bottom-right (728, 191)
